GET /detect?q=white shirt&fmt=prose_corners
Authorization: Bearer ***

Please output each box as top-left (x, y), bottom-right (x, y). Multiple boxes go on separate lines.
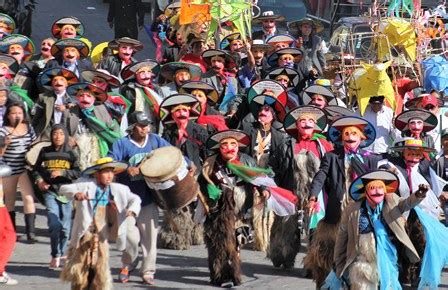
top-left (53, 91), bottom-right (66, 124)
top-left (356, 105), bottom-right (396, 153)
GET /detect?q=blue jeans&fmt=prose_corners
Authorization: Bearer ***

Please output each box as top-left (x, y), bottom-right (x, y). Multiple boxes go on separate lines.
top-left (44, 192), bottom-right (72, 258)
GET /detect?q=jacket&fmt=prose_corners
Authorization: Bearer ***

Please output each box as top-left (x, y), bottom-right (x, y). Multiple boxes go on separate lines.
top-left (59, 181), bottom-right (141, 250)
top-left (309, 148), bottom-right (383, 224)
top-left (98, 54), bottom-right (137, 77)
top-left (334, 193), bottom-right (423, 277)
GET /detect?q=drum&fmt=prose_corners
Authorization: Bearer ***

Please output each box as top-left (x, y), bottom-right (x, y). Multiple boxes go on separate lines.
top-left (25, 141), bottom-right (51, 167)
top-left (140, 147), bottom-right (198, 210)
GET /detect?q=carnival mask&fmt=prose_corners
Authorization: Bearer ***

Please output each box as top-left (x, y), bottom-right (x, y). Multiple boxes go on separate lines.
top-left (0, 63), bottom-right (9, 78)
top-left (51, 76), bottom-right (68, 94)
top-left (342, 126), bottom-right (365, 151)
top-left (310, 94), bottom-right (327, 109)
top-left (174, 69), bottom-right (191, 86)
top-left (60, 24), bottom-right (77, 38)
top-left (92, 76), bottom-right (109, 92)
top-left (258, 106), bottom-right (274, 125)
top-left (365, 180), bottom-right (386, 207)
top-left (210, 56), bottom-right (225, 73)
top-left (41, 39), bottom-right (55, 58)
top-left (278, 54), bottom-right (294, 68)
top-left (76, 92), bottom-right (95, 109)
top-left (403, 148), bottom-right (424, 168)
top-left (262, 19), bottom-right (276, 30)
top-left (8, 44), bottom-right (24, 63)
top-left (297, 115), bottom-right (316, 138)
top-left (219, 137), bottom-right (239, 161)
top-left (135, 67), bottom-right (153, 86)
top-left (118, 44), bottom-right (134, 62)
top-left (171, 105), bottom-right (191, 126)
top-left (191, 89), bottom-right (207, 108)
top-left (408, 118), bottom-right (423, 137)
top-left (63, 47), bottom-right (80, 63)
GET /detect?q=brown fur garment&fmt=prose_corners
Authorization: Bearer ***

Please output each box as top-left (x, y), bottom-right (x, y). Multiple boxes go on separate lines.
top-left (267, 214), bottom-right (300, 269)
top-left (303, 220), bottom-right (339, 288)
top-left (60, 232), bottom-right (112, 290)
top-left (204, 187), bottom-right (242, 286)
top-left (349, 232), bottom-right (378, 289)
top-left (399, 209), bottom-right (426, 286)
top-left (158, 206), bottom-right (196, 250)
top-left (252, 197), bottom-right (274, 252)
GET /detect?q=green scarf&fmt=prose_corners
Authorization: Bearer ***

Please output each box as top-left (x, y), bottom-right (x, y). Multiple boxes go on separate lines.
top-left (10, 84), bottom-right (34, 110)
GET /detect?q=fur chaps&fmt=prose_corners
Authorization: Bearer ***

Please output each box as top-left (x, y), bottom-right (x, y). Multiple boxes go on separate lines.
top-left (303, 220), bottom-right (339, 288)
top-left (252, 197), bottom-right (274, 252)
top-left (204, 187), bottom-right (242, 286)
top-left (60, 232), bottom-right (112, 290)
top-left (349, 233), bottom-right (378, 290)
top-left (399, 209), bottom-right (426, 286)
top-left (267, 214), bottom-right (300, 269)
top-left (158, 203), bottom-right (203, 250)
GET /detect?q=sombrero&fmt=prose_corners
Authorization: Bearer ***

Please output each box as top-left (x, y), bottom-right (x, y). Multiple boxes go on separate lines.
top-left (51, 16), bottom-right (85, 39)
top-left (253, 11), bottom-right (285, 23)
top-left (267, 47), bottom-right (303, 67)
top-left (83, 157), bottom-right (128, 176)
top-left (251, 39), bottom-right (271, 52)
top-left (394, 109), bottom-right (438, 133)
top-left (0, 13), bottom-right (16, 34)
top-left (247, 79), bottom-right (288, 106)
top-left (179, 81), bottom-right (219, 104)
top-left (50, 38), bottom-right (90, 58)
top-left (249, 94), bottom-right (287, 123)
top-left (302, 85), bottom-right (341, 106)
top-left (159, 93), bottom-right (202, 124)
top-left (120, 59), bottom-right (160, 81)
top-left (206, 129), bottom-right (250, 150)
top-left (108, 37), bottom-right (143, 52)
top-left (67, 82), bottom-right (108, 103)
top-left (0, 34), bottom-right (35, 61)
top-left (220, 32), bottom-right (243, 51)
top-left (288, 17), bottom-right (325, 35)
top-left (37, 68), bottom-right (79, 90)
top-left (160, 62), bottom-right (202, 82)
top-left (202, 49), bottom-right (238, 68)
top-left (265, 34), bottom-right (296, 46)
top-left (265, 67), bottom-right (301, 88)
top-left (349, 170), bottom-right (399, 202)
top-left (283, 105), bottom-right (327, 137)
top-left (82, 69), bottom-right (121, 88)
top-left (328, 116), bottom-right (376, 148)
top-left (323, 105), bottom-right (355, 123)
top-left (389, 138), bottom-right (436, 153)
top-left (0, 54), bottom-right (19, 75)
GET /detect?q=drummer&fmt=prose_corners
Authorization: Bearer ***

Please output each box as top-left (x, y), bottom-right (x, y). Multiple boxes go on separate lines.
top-left (109, 111), bottom-right (171, 285)
top-left (59, 157), bottom-right (141, 290)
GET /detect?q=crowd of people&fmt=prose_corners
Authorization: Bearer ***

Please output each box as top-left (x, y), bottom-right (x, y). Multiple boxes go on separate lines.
top-left (0, 0), bottom-right (447, 289)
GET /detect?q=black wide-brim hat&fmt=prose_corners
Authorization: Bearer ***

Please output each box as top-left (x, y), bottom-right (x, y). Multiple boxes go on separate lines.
top-left (288, 17), bottom-right (325, 35)
top-left (266, 34), bottom-right (296, 46)
top-left (51, 16), bottom-right (85, 39)
top-left (179, 81), bottom-right (219, 104)
top-left (206, 129), bottom-right (250, 150)
top-left (160, 62), bottom-right (202, 82)
top-left (247, 79), bottom-right (288, 106)
top-left (249, 94), bottom-right (287, 123)
top-left (37, 67), bottom-right (79, 90)
top-left (83, 157), bottom-right (128, 176)
top-left (202, 49), bottom-right (238, 68)
top-left (394, 109), bottom-right (438, 133)
top-left (81, 69), bottom-right (121, 88)
top-left (265, 67), bottom-right (301, 88)
top-left (267, 47), bottom-right (303, 67)
top-left (120, 59), bottom-right (160, 81)
top-left (323, 105), bottom-right (355, 123)
top-left (302, 85), bottom-right (337, 105)
top-left (220, 32), bottom-right (243, 51)
top-left (50, 38), bottom-right (90, 58)
top-left (67, 82), bottom-right (108, 103)
top-left (0, 34), bottom-right (35, 61)
top-left (253, 11), bottom-right (286, 23)
top-left (349, 170), bottom-right (399, 202)
top-left (108, 37), bottom-right (143, 52)
top-left (283, 105), bottom-right (328, 137)
top-left (0, 54), bottom-right (19, 75)
top-left (328, 116), bottom-right (376, 148)
top-left (159, 93), bottom-right (202, 124)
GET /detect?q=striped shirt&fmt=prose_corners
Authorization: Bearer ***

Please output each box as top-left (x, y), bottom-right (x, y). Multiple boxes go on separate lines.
top-left (0, 126), bottom-right (37, 175)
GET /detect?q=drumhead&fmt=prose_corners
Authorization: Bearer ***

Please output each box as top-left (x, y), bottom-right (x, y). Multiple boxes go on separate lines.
top-left (140, 146), bottom-right (184, 181)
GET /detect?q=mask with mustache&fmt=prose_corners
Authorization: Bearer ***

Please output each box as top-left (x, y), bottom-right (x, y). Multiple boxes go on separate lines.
top-left (365, 180), bottom-right (386, 206)
top-left (342, 126), bottom-right (364, 151)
